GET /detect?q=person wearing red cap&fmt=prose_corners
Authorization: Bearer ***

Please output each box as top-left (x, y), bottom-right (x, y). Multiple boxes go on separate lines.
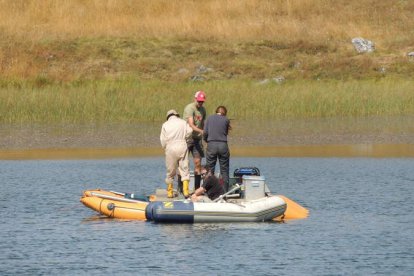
top-left (183, 90), bottom-right (207, 191)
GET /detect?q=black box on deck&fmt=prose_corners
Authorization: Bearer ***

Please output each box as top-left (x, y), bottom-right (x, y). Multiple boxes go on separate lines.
top-left (233, 167), bottom-right (260, 183)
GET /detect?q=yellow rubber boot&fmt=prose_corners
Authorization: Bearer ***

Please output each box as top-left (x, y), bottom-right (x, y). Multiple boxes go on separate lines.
top-left (167, 183), bottom-right (174, 198)
top-left (183, 180), bottom-right (190, 198)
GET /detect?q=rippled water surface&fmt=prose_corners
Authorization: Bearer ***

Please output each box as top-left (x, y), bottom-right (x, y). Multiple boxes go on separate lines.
top-left (1, 157), bottom-right (413, 275)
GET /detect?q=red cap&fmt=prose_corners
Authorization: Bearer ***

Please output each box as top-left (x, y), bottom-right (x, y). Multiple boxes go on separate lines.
top-left (194, 91), bottom-right (206, 102)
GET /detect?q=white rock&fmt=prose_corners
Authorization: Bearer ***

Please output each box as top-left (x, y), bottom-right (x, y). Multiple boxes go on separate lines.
top-left (352, 37), bottom-right (375, 53)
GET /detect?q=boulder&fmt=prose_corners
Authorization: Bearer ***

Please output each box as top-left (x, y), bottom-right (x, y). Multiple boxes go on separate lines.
top-left (352, 37), bottom-right (375, 53)
top-left (272, 76), bottom-right (286, 84)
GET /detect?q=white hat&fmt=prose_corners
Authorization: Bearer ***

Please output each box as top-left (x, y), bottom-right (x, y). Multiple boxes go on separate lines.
top-left (166, 109), bottom-right (179, 119)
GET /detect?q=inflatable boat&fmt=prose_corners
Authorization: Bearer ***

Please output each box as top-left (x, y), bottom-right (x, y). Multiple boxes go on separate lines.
top-left (80, 167), bottom-right (309, 222)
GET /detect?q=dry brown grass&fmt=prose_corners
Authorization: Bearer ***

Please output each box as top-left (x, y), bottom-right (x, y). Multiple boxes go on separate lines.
top-left (0, 1), bottom-right (413, 106)
top-left (1, 0), bottom-right (413, 82)
top-left (1, 0), bottom-right (413, 46)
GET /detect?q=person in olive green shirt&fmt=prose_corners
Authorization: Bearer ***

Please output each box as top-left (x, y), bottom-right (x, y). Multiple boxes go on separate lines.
top-left (183, 90), bottom-right (207, 191)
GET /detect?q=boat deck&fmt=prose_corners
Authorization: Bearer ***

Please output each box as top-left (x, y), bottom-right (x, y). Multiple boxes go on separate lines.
top-left (152, 188), bottom-right (188, 202)
top-left (153, 188), bottom-right (247, 204)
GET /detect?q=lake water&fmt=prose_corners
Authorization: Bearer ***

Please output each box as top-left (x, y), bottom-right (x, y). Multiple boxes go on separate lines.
top-left (1, 157), bottom-right (413, 275)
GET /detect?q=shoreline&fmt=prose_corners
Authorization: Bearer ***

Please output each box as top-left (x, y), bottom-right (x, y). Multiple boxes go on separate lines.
top-left (1, 143), bottom-right (414, 160)
top-left (1, 116), bottom-right (413, 159)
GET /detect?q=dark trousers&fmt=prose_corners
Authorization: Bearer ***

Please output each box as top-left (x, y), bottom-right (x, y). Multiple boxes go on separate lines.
top-left (206, 141), bottom-right (230, 191)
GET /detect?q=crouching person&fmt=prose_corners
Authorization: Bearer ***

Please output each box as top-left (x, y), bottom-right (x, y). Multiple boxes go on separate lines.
top-left (191, 166), bottom-right (225, 202)
top-left (160, 110), bottom-right (193, 198)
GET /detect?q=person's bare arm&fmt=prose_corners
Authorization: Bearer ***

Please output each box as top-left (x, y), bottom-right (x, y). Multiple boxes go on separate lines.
top-left (187, 117), bottom-right (203, 135)
top-left (191, 186), bottom-right (206, 201)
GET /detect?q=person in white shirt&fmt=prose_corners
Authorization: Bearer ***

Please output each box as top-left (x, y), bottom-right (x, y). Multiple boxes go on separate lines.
top-left (160, 110), bottom-right (193, 198)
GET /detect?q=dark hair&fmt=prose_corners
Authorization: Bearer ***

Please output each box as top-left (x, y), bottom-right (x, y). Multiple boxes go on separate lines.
top-left (201, 165), bottom-right (212, 175)
top-left (215, 105), bottom-right (227, 116)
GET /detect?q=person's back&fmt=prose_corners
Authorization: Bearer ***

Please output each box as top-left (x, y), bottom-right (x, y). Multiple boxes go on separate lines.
top-left (161, 116), bottom-right (191, 149)
top-left (203, 106), bottom-right (231, 191)
top-left (203, 113), bottom-right (229, 143)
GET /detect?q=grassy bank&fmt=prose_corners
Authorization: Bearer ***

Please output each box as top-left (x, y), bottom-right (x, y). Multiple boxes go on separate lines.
top-left (1, 1), bottom-right (413, 83)
top-left (1, 78), bottom-right (413, 123)
top-left (0, 1), bottom-right (413, 124)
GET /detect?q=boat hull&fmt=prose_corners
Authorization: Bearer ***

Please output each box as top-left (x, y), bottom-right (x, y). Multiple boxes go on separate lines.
top-left (81, 189), bottom-right (288, 222)
top-left (145, 196), bottom-right (286, 223)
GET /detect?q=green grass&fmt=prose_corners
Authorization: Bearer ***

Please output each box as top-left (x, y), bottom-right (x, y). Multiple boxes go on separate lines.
top-left (1, 2), bottom-right (413, 125)
top-left (1, 78), bottom-right (413, 124)
top-left (1, 37), bottom-right (414, 84)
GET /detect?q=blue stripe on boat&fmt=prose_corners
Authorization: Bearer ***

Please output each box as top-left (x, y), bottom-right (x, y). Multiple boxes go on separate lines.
top-left (145, 201), bottom-right (195, 223)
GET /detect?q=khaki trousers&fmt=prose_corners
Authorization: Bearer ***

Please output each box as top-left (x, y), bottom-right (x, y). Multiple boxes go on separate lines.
top-left (165, 142), bottom-right (190, 185)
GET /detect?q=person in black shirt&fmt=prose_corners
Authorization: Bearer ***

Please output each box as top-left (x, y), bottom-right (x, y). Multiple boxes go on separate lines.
top-left (191, 166), bottom-right (224, 202)
top-left (203, 105), bottom-right (231, 192)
